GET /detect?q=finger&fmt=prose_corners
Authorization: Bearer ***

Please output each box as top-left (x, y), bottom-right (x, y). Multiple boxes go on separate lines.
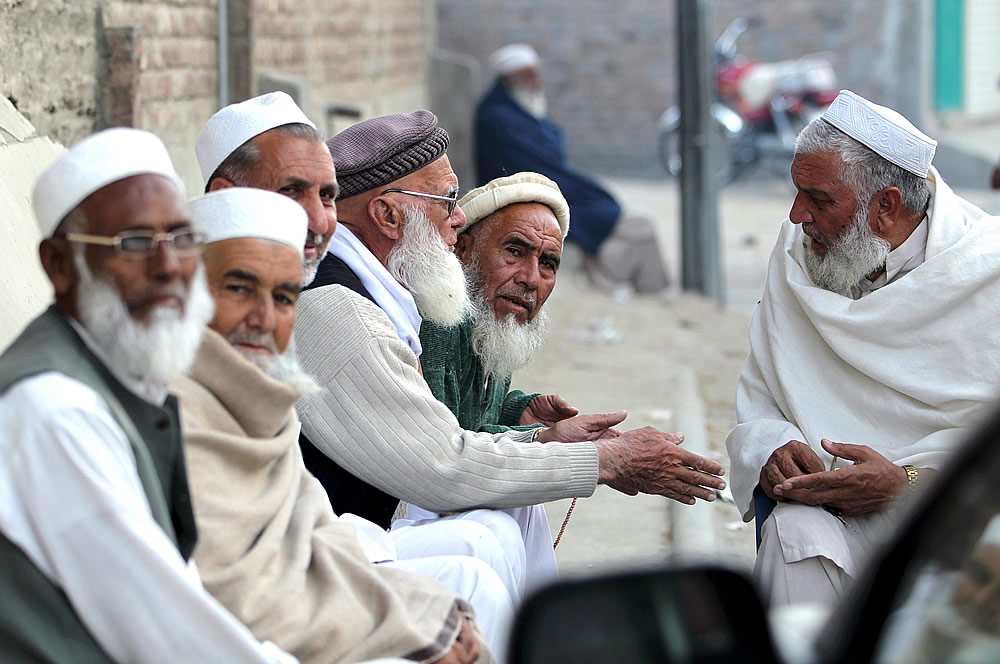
top-left (552, 395), bottom-right (579, 416)
top-left (605, 427), bottom-right (622, 438)
top-left (793, 443), bottom-right (827, 474)
top-left (672, 447), bottom-right (725, 477)
top-left (673, 465), bottom-right (728, 490)
top-left (821, 438), bottom-right (869, 463)
top-left (593, 411), bottom-right (628, 427)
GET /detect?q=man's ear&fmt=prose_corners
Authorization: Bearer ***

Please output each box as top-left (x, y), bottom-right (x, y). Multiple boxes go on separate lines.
top-left (368, 196), bottom-right (404, 241)
top-left (208, 177), bottom-right (236, 192)
top-left (39, 238), bottom-right (76, 296)
top-left (872, 186), bottom-right (904, 237)
top-left (455, 231), bottom-right (474, 262)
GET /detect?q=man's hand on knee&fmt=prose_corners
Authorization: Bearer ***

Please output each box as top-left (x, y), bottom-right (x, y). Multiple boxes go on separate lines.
top-left (773, 438), bottom-right (908, 516)
top-left (595, 427), bottom-right (726, 504)
top-left (759, 440), bottom-right (826, 501)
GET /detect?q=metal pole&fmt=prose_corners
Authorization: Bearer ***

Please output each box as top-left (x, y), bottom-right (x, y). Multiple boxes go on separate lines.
top-left (676, 0), bottom-right (723, 301)
top-left (218, 0), bottom-right (229, 108)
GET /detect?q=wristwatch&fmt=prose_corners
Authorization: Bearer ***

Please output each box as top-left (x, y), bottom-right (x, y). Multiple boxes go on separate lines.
top-left (901, 464), bottom-right (919, 494)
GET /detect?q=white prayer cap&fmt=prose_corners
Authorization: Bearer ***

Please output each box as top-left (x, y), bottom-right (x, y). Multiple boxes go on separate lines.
top-left (31, 128), bottom-right (184, 238)
top-left (195, 91), bottom-right (317, 183)
top-left (489, 44), bottom-right (540, 77)
top-left (821, 89), bottom-right (937, 178)
top-left (458, 172), bottom-right (570, 238)
top-left (188, 188), bottom-right (307, 259)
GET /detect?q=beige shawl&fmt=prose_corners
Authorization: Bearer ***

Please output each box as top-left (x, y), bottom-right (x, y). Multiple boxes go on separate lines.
top-left (171, 330), bottom-right (471, 663)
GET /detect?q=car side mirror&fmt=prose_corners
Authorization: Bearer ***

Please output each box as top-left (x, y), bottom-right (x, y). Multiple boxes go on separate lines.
top-left (509, 565), bottom-right (778, 664)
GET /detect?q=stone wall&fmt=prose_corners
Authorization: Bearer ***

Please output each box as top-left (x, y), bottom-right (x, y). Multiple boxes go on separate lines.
top-left (436, 0), bottom-right (918, 177)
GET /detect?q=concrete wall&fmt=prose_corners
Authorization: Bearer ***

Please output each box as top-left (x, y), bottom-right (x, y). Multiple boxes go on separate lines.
top-left (435, 0), bottom-right (925, 177)
top-left (0, 98), bottom-right (63, 348)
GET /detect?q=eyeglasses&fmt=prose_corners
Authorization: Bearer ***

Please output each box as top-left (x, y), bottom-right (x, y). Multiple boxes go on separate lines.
top-left (381, 188), bottom-right (460, 217)
top-left (63, 228), bottom-right (205, 259)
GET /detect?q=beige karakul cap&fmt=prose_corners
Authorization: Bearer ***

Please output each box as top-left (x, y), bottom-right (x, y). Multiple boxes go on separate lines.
top-left (458, 172), bottom-right (570, 238)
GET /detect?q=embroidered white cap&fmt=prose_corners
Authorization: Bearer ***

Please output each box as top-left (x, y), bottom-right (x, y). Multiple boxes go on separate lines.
top-left (458, 172), bottom-right (570, 238)
top-left (489, 43), bottom-right (541, 76)
top-left (31, 128), bottom-right (185, 238)
top-left (821, 89), bottom-right (937, 178)
top-left (188, 187), bottom-right (307, 259)
top-left (195, 91), bottom-right (316, 183)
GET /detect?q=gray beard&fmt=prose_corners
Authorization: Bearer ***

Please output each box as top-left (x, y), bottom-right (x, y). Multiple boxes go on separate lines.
top-left (465, 259), bottom-right (548, 380)
top-left (802, 204), bottom-right (890, 295)
top-left (301, 230), bottom-right (326, 286)
top-left (510, 85), bottom-right (548, 119)
top-left (387, 204), bottom-right (470, 327)
top-left (72, 248), bottom-right (214, 385)
top-left (230, 334), bottom-right (320, 395)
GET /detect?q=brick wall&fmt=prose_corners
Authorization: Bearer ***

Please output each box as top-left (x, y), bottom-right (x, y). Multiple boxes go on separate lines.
top-left (1, 1), bottom-right (435, 190)
top-left (436, 0), bottom-right (916, 177)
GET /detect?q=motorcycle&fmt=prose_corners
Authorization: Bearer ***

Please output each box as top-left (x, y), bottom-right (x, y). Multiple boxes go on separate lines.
top-left (659, 16), bottom-right (838, 185)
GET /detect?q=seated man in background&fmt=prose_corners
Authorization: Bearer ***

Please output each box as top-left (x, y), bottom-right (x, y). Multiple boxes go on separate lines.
top-left (0, 128), bottom-right (294, 662)
top-left (296, 111), bottom-right (726, 592)
top-left (726, 90), bottom-right (1000, 606)
top-left (175, 186), bottom-right (504, 664)
top-left (476, 43), bottom-right (669, 294)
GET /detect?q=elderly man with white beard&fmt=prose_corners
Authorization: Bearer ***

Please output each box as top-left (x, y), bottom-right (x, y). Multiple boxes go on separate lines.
top-left (295, 111), bottom-right (726, 593)
top-left (726, 90), bottom-right (1000, 607)
top-left (0, 129), bottom-right (299, 663)
top-left (171, 187), bottom-right (496, 664)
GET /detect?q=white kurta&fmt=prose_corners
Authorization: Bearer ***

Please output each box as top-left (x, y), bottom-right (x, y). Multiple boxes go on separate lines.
top-left (0, 371), bottom-right (296, 664)
top-left (727, 169), bottom-right (1000, 521)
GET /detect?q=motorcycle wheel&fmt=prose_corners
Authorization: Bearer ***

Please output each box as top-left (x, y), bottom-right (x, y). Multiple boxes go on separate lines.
top-left (658, 120), bottom-right (743, 187)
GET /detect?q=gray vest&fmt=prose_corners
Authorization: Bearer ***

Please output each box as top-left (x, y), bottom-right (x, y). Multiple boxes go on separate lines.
top-left (0, 307), bottom-right (198, 663)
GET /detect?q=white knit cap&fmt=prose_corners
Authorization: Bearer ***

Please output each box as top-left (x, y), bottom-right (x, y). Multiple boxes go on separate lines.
top-left (458, 172), bottom-right (570, 238)
top-left (195, 91), bottom-right (316, 183)
top-left (188, 188), bottom-right (307, 259)
top-left (32, 128), bottom-right (185, 238)
top-left (489, 44), bottom-right (540, 76)
top-left (821, 89), bottom-right (937, 178)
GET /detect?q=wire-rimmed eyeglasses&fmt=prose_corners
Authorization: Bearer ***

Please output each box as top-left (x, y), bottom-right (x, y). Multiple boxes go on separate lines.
top-left (381, 188), bottom-right (460, 217)
top-left (62, 228), bottom-right (206, 259)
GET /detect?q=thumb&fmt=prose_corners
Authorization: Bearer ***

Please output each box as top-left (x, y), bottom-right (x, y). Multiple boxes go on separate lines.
top-left (600, 410), bottom-right (627, 427)
top-left (821, 437), bottom-right (865, 462)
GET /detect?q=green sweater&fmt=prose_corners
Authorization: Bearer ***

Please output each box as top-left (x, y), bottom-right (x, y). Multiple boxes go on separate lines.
top-left (419, 318), bottom-right (538, 433)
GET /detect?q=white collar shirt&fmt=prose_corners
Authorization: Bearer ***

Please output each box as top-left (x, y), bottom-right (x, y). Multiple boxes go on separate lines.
top-left (0, 322), bottom-right (296, 662)
top-left (851, 217), bottom-right (929, 300)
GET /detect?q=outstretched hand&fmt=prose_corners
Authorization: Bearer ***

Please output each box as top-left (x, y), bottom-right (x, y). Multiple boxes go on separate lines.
top-left (520, 394), bottom-right (580, 426)
top-left (535, 411), bottom-right (627, 443)
top-left (596, 426), bottom-right (726, 504)
top-left (773, 438), bottom-right (908, 516)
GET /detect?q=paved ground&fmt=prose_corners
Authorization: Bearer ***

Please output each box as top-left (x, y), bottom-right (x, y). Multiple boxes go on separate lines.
top-left (516, 168), bottom-right (998, 580)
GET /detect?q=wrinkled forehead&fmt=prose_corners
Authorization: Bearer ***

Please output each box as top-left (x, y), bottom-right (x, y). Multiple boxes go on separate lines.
top-left (205, 237), bottom-right (303, 278)
top-left (76, 173), bottom-right (188, 231)
top-left (392, 154), bottom-right (457, 192)
top-left (488, 202), bottom-right (562, 242)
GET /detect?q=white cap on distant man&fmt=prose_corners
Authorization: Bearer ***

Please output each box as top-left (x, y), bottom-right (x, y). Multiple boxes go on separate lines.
top-left (188, 187), bottom-right (308, 259)
top-left (195, 91), bottom-right (316, 183)
top-left (32, 128), bottom-right (185, 238)
top-left (489, 44), bottom-right (540, 77)
top-left (459, 172), bottom-right (570, 238)
top-left (821, 89), bottom-right (937, 178)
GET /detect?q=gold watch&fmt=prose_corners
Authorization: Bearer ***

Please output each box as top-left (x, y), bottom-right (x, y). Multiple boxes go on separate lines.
top-left (901, 464), bottom-right (919, 494)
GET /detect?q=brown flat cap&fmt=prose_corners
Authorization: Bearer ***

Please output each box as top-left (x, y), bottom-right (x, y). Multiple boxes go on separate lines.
top-left (327, 110), bottom-right (450, 200)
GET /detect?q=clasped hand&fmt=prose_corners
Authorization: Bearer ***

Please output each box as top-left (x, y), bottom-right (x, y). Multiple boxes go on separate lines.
top-left (760, 438), bottom-right (907, 516)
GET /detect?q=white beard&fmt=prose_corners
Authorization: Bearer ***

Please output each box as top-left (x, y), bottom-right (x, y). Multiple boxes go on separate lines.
top-left (510, 85), bottom-right (548, 119)
top-left (302, 230), bottom-right (327, 286)
top-left (73, 249), bottom-right (214, 386)
top-left (387, 205), bottom-right (470, 327)
top-left (226, 324), bottom-right (319, 395)
top-left (802, 204), bottom-right (890, 296)
top-left (465, 258), bottom-right (549, 380)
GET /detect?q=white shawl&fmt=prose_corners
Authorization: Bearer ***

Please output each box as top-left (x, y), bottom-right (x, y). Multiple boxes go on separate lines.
top-left (727, 168), bottom-right (1000, 520)
top-left (327, 224), bottom-right (422, 357)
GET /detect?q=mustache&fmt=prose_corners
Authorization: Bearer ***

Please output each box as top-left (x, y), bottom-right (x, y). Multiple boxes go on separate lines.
top-left (226, 325), bottom-right (278, 353)
top-left (305, 231), bottom-right (325, 247)
top-left (125, 284), bottom-right (188, 312)
top-left (495, 286), bottom-right (537, 311)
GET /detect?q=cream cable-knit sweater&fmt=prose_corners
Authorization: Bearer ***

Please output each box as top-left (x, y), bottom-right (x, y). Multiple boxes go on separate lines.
top-left (295, 285), bottom-right (600, 512)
